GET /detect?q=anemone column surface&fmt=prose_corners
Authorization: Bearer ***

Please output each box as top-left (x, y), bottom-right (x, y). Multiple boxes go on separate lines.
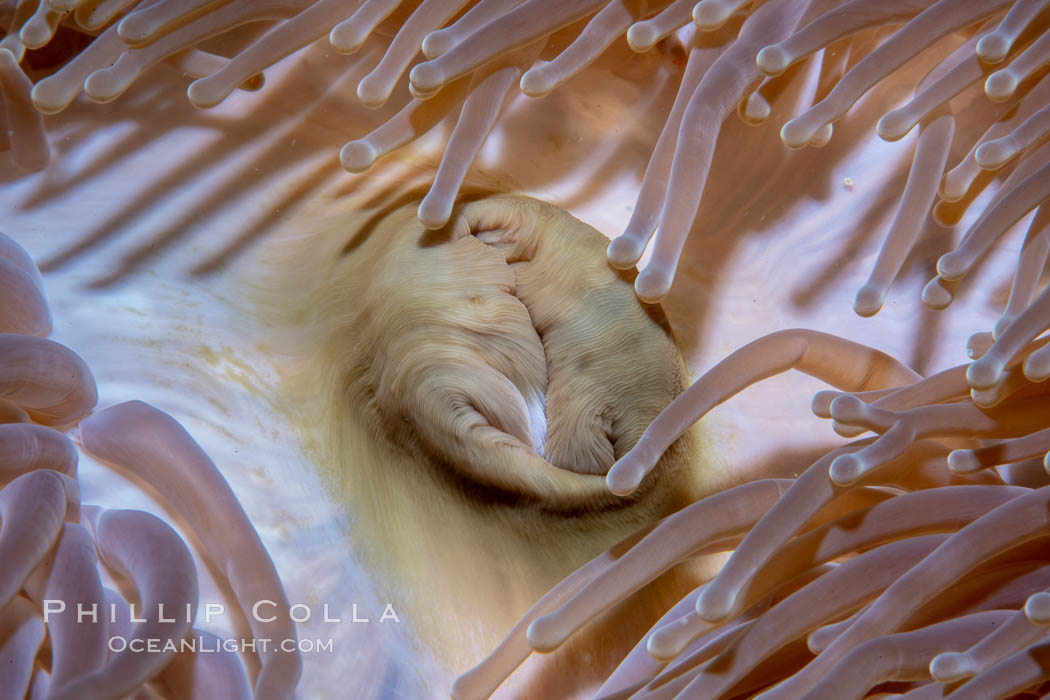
top-left (2, 1), bottom-right (1050, 699)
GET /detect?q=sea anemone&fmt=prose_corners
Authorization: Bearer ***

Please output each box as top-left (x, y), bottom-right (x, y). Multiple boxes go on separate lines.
top-left (2, 0), bottom-right (1050, 698)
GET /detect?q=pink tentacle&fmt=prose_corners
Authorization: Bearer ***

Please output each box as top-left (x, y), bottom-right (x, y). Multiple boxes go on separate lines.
top-left (48, 508), bottom-right (198, 700)
top-left (0, 470), bottom-right (69, 608)
top-left (78, 401), bottom-right (301, 700)
top-left (0, 423), bottom-right (77, 482)
top-left (0, 596), bottom-right (45, 700)
top-left (0, 334), bottom-right (97, 426)
top-left (23, 522), bottom-right (106, 687)
top-left (607, 329), bottom-right (919, 495)
top-left (0, 245), bottom-right (50, 335)
top-left (0, 46), bottom-right (49, 172)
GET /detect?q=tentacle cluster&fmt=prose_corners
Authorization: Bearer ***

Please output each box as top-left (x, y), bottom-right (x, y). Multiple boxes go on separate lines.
top-left (456, 328), bottom-right (1050, 699)
top-left (0, 232), bottom-right (297, 699)
top-left (3, 0), bottom-right (1048, 309)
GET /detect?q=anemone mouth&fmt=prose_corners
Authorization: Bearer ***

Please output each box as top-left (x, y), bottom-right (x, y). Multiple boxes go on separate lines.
top-left (448, 206), bottom-right (620, 477)
top-left (338, 194), bottom-right (690, 507)
top-left (479, 279), bottom-right (553, 467)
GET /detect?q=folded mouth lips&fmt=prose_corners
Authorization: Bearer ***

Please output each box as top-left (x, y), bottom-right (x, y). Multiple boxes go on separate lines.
top-left (460, 227), bottom-right (620, 478)
top-left (354, 195), bottom-right (685, 502)
top-left (495, 283), bottom-right (552, 466)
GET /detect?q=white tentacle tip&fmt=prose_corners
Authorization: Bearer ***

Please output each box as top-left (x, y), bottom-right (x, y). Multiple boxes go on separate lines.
top-left (975, 138), bottom-right (1015, 169)
top-left (1023, 346), bottom-right (1050, 383)
top-left (946, 449), bottom-right (979, 474)
top-left (695, 587), bottom-right (734, 622)
top-left (976, 32), bottom-right (1010, 63)
top-left (831, 420), bottom-right (866, 438)
top-left (806, 624), bottom-right (839, 653)
top-left (626, 22), bottom-right (660, 52)
top-left (606, 462), bottom-right (642, 496)
top-left (186, 78), bottom-right (230, 110)
top-left (418, 195), bottom-right (453, 231)
top-left (634, 266), bottom-right (672, 303)
top-left (525, 616), bottom-right (560, 653)
top-left (921, 276), bottom-right (953, 309)
top-left (935, 251), bottom-right (968, 281)
top-left (339, 141), bottom-right (377, 173)
top-left (756, 44), bottom-right (789, 76)
top-left (693, 0), bottom-right (734, 31)
top-left (966, 357), bottom-right (1004, 391)
top-left (646, 622), bottom-right (689, 660)
top-left (930, 651), bottom-right (974, 683)
top-left (852, 284), bottom-right (885, 317)
top-left (970, 385), bottom-right (1002, 408)
top-left (30, 78), bottom-right (72, 115)
top-left (356, 75), bottom-right (392, 109)
top-left (828, 394), bottom-right (866, 423)
top-left (607, 235), bottom-right (645, 269)
top-left (966, 332), bottom-right (994, 360)
top-left (19, 23), bottom-right (53, 51)
top-left (520, 66), bottom-right (555, 98)
top-left (809, 123), bottom-right (832, 148)
top-left (985, 70), bottom-right (1018, 102)
top-left (939, 172), bottom-right (967, 202)
top-left (409, 62), bottom-right (444, 97)
top-left (876, 109), bottom-right (914, 142)
top-left (740, 91), bottom-right (771, 125)
top-left (1026, 591), bottom-right (1050, 625)
top-left (329, 24), bottom-right (368, 55)
top-left (83, 68), bottom-right (130, 103)
top-left (811, 390), bottom-right (837, 418)
top-left (116, 15), bottom-right (156, 45)
top-left (829, 453), bottom-right (866, 486)
top-left (421, 30), bottom-right (451, 59)
top-left (780, 118), bottom-right (817, 149)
